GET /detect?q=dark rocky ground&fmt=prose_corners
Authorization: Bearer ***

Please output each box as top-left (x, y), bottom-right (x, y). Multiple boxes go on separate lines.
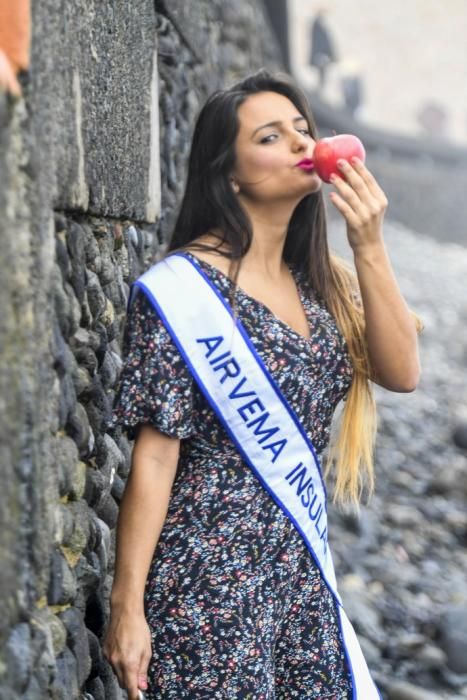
top-left (327, 216), bottom-right (467, 699)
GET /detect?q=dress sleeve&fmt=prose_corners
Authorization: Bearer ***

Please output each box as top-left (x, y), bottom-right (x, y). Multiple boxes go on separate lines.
top-left (110, 288), bottom-right (195, 441)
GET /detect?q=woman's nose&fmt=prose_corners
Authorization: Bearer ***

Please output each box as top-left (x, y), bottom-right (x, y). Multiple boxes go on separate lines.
top-left (291, 132), bottom-right (311, 152)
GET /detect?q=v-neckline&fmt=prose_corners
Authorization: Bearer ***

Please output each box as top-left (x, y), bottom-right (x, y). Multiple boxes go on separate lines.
top-left (183, 251), bottom-right (313, 344)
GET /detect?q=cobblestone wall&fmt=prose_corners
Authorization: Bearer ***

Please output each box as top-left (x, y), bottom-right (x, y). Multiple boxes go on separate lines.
top-left (0, 2), bottom-right (281, 698)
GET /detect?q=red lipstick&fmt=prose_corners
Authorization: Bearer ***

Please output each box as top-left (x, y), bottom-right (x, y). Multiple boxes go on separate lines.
top-left (296, 159), bottom-right (315, 171)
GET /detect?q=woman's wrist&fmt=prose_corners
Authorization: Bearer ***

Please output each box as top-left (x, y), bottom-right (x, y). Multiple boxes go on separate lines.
top-left (352, 238), bottom-right (387, 266)
top-left (110, 587), bottom-right (146, 614)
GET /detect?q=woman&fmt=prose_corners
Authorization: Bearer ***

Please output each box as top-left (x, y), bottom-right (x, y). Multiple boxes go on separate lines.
top-left (103, 70), bottom-right (421, 699)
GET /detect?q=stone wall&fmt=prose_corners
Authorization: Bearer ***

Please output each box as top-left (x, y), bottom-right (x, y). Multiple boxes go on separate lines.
top-left (0, 2), bottom-right (281, 698)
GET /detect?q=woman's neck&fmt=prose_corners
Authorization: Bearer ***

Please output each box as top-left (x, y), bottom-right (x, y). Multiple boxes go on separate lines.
top-left (194, 200), bottom-right (298, 281)
top-left (237, 199), bottom-right (295, 280)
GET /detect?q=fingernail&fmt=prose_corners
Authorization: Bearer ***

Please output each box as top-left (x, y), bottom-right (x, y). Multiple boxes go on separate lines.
top-left (337, 159), bottom-right (346, 168)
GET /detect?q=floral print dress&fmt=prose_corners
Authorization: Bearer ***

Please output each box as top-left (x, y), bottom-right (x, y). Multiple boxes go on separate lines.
top-left (110, 252), bottom-right (355, 699)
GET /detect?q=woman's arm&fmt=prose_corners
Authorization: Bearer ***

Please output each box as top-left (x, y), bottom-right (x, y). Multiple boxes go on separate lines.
top-left (103, 424), bottom-right (180, 699)
top-left (353, 242), bottom-right (420, 391)
top-left (329, 156), bottom-right (420, 392)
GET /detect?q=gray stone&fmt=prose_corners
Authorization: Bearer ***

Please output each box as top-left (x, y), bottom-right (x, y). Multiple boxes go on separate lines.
top-left (386, 504), bottom-right (424, 528)
top-left (98, 657), bottom-right (123, 700)
top-left (70, 327), bottom-right (92, 349)
top-left (80, 289), bottom-right (94, 328)
top-left (67, 401), bottom-right (95, 458)
top-left (55, 234), bottom-right (72, 283)
top-left (53, 263), bottom-right (74, 339)
top-left (47, 549), bottom-right (78, 606)
top-left (453, 424), bottom-right (467, 450)
top-left (52, 434), bottom-right (80, 499)
top-left (66, 221), bottom-right (86, 264)
top-left (95, 240), bottom-right (115, 286)
top-left (75, 552), bottom-right (102, 602)
top-left (87, 628), bottom-right (104, 675)
top-left (27, 619), bottom-right (57, 699)
top-left (85, 269), bottom-right (107, 324)
top-left (84, 467), bottom-right (107, 509)
top-left (339, 576), bottom-right (384, 645)
top-left (81, 376), bottom-right (113, 434)
top-left (85, 676), bottom-right (106, 700)
top-left (111, 473), bottom-right (125, 503)
top-left (22, 676), bottom-right (46, 700)
top-left (440, 606), bottom-right (467, 674)
top-left (63, 500), bottom-right (92, 554)
top-left (52, 320), bottom-right (69, 378)
top-left (53, 502), bottom-right (75, 546)
top-left (47, 614), bottom-right (68, 657)
top-left (73, 363), bottom-right (94, 398)
top-left (415, 643), bottom-right (447, 669)
top-left (67, 222), bottom-right (88, 304)
top-left (386, 680), bottom-right (442, 700)
top-left (59, 607), bottom-right (92, 687)
top-left (54, 647), bottom-right (79, 700)
top-left (58, 371), bottom-right (77, 429)
top-left (95, 518), bottom-right (111, 572)
top-left (73, 345), bottom-right (99, 377)
top-left (100, 350), bottom-right (121, 389)
top-left (95, 433), bottom-right (126, 484)
top-left (69, 460), bottom-right (87, 501)
top-left (96, 493), bottom-right (119, 530)
top-left (5, 623), bottom-right (32, 692)
top-left (102, 278), bottom-right (127, 311)
top-left (357, 634), bottom-right (382, 668)
top-left (83, 226), bottom-right (102, 274)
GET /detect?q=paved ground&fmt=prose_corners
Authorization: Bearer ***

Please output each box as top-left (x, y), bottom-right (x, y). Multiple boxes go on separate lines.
top-left (288, 0), bottom-right (467, 146)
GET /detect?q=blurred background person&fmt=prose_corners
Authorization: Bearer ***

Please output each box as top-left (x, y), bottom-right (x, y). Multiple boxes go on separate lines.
top-left (416, 100), bottom-right (449, 140)
top-left (309, 7), bottom-right (338, 90)
top-left (339, 57), bottom-right (365, 119)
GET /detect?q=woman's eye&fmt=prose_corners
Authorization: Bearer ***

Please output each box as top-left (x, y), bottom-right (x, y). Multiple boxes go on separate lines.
top-left (259, 133), bottom-right (278, 144)
top-left (298, 128), bottom-right (310, 136)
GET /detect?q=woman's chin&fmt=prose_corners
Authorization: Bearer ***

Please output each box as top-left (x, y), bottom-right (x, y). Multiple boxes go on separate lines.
top-left (296, 178), bottom-right (322, 198)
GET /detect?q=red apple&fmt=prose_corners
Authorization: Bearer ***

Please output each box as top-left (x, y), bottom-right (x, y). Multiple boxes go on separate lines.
top-left (313, 134), bottom-right (366, 183)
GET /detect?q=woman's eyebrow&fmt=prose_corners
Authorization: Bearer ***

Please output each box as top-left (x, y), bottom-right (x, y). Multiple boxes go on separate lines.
top-left (251, 116), bottom-right (307, 137)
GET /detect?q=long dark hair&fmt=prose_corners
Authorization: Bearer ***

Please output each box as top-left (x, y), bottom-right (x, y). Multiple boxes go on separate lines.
top-left (168, 69), bottom-right (330, 293)
top-left (167, 69), bottom-right (390, 504)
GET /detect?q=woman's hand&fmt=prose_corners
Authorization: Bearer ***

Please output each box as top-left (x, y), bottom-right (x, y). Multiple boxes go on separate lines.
top-left (102, 608), bottom-right (152, 699)
top-left (328, 157), bottom-right (388, 252)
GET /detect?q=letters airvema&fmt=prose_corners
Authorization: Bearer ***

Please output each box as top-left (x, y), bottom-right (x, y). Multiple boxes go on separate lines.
top-left (196, 334), bottom-right (327, 550)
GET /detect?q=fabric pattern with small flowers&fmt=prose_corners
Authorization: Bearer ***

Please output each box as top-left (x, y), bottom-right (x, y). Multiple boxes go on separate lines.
top-left (110, 252), bottom-right (354, 699)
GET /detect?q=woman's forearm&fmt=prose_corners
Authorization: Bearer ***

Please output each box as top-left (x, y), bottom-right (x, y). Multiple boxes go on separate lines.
top-left (328, 156), bottom-right (421, 392)
top-left (354, 242), bottom-right (420, 391)
top-left (110, 429), bottom-right (180, 613)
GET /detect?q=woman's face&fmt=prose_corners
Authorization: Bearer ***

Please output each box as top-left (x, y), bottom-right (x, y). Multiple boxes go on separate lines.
top-left (230, 91), bottom-right (322, 204)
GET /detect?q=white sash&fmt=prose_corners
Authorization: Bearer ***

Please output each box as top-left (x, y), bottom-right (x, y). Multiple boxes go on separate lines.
top-left (130, 253), bottom-right (381, 699)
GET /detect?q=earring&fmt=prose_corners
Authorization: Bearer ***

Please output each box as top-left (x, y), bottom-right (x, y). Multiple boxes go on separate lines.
top-left (231, 180), bottom-right (240, 194)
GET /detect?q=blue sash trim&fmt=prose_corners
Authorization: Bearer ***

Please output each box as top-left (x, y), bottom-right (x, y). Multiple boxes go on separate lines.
top-left (176, 252), bottom-right (329, 503)
top-left (128, 253), bottom-right (381, 700)
top-left (132, 273), bottom-right (332, 585)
